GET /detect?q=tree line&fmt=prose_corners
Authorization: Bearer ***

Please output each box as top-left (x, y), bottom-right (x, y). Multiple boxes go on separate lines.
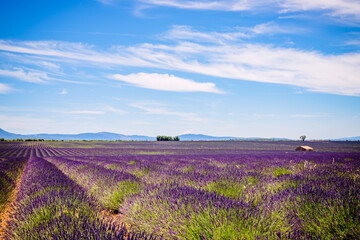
top-left (156, 136), bottom-right (180, 141)
top-left (0, 138), bottom-right (45, 142)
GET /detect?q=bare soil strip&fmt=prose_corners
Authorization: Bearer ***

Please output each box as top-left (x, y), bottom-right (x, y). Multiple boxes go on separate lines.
top-left (0, 168), bottom-right (25, 239)
top-left (100, 209), bottom-right (130, 229)
top-left (0, 150), bottom-right (32, 240)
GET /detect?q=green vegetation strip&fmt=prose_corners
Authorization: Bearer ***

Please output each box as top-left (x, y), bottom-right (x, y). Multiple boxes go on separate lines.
top-left (0, 157), bottom-right (28, 214)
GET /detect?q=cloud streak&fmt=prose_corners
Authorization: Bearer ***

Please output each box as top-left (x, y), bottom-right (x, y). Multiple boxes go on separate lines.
top-left (0, 68), bottom-right (48, 83)
top-left (109, 72), bottom-right (223, 93)
top-left (131, 102), bottom-right (205, 122)
top-left (279, 0), bottom-right (360, 19)
top-left (0, 40), bottom-right (153, 68)
top-left (163, 24), bottom-right (299, 44)
top-left (63, 110), bottom-right (106, 115)
top-left (0, 36), bottom-right (360, 96)
top-left (98, 0), bottom-right (360, 20)
top-left (60, 89), bottom-right (68, 95)
top-left (139, 0), bottom-right (360, 19)
top-left (139, 0), bottom-right (256, 11)
top-left (0, 83), bottom-right (14, 94)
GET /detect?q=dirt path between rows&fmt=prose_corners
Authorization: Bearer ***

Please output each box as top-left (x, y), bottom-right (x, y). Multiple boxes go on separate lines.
top-left (0, 172), bottom-right (24, 239)
top-left (44, 155), bottom-right (133, 236)
top-left (100, 208), bottom-right (131, 229)
top-left (0, 157), bottom-right (28, 239)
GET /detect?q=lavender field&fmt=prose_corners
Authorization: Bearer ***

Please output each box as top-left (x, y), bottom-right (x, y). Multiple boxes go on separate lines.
top-left (0, 140), bottom-right (359, 239)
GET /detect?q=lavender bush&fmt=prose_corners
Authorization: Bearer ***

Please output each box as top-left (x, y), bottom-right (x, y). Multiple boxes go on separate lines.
top-left (5, 156), bottom-right (154, 240)
top-left (46, 156), bottom-right (141, 211)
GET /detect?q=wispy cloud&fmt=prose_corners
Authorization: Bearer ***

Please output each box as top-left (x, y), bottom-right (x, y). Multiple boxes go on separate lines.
top-left (1, 37), bottom-right (360, 96)
top-left (0, 83), bottom-right (14, 94)
top-left (60, 107), bottom-right (127, 115)
top-left (345, 40), bottom-right (360, 46)
top-left (63, 110), bottom-right (106, 115)
top-left (127, 42), bottom-right (360, 96)
top-left (105, 106), bottom-right (128, 114)
top-left (96, 0), bottom-right (114, 5)
top-left (39, 61), bottom-right (62, 71)
top-left (0, 40), bottom-right (152, 68)
top-left (249, 22), bottom-right (296, 35)
top-left (163, 23), bottom-right (298, 43)
top-left (60, 89), bottom-right (68, 95)
top-left (279, 0), bottom-right (360, 19)
top-left (139, 0), bottom-right (260, 11)
top-left (139, 0), bottom-right (360, 19)
top-left (0, 68), bottom-right (48, 83)
top-left (131, 102), bottom-right (205, 122)
top-left (290, 114), bottom-right (329, 118)
top-left (109, 72), bottom-right (223, 93)
top-left (163, 25), bottom-right (244, 43)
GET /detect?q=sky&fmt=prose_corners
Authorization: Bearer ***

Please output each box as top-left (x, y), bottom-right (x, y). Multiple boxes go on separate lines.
top-left (0, 0), bottom-right (360, 139)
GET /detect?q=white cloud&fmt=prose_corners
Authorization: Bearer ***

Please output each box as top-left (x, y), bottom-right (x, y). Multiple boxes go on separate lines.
top-left (0, 40), bottom-right (153, 68)
top-left (163, 25), bottom-right (240, 43)
top-left (60, 89), bottom-right (68, 95)
top-left (345, 40), bottom-right (360, 46)
top-left (279, 0), bottom-right (360, 19)
top-left (131, 42), bottom-right (360, 96)
top-left (64, 110), bottom-right (106, 115)
top-left (0, 83), bottom-right (14, 93)
top-left (105, 106), bottom-right (128, 114)
top-left (131, 102), bottom-right (205, 122)
top-left (109, 72), bottom-right (222, 93)
top-left (290, 114), bottom-right (328, 118)
top-left (139, 0), bottom-right (256, 11)
top-left (163, 23), bottom-right (298, 43)
top-left (0, 68), bottom-right (48, 83)
top-left (1, 38), bottom-right (360, 96)
top-left (96, 0), bottom-right (114, 5)
top-left (249, 22), bottom-right (295, 35)
top-left (39, 61), bottom-right (61, 71)
top-left (140, 0), bottom-right (360, 19)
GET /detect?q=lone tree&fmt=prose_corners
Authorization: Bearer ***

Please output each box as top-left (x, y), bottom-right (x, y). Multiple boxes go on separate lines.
top-left (299, 135), bottom-right (306, 141)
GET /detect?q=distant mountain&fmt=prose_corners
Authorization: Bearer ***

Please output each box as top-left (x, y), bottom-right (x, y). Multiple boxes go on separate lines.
top-left (178, 134), bottom-right (244, 141)
top-left (0, 128), bottom-right (23, 139)
top-left (333, 136), bottom-right (360, 141)
top-left (178, 134), bottom-right (288, 141)
top-left (0, 128), bottom-right (155, 141)
top-left (1, 128), bottom-right (358, 141)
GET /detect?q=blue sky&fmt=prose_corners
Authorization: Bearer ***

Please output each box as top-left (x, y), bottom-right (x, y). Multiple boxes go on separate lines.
top-left (0, 0), bottom-right (360, 139)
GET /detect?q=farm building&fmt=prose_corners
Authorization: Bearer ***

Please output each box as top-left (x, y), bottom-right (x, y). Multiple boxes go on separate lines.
top-left (296, 146), bottom-right (313, 151)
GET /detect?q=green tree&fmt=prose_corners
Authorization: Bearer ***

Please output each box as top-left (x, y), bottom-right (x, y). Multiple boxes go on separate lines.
top-left (157, 136), bottom-right (178, 141)
top-left (300, 135), bottom-right (306, 141)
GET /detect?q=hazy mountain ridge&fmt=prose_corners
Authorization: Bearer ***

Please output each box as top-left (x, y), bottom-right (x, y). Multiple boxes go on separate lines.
top-left (0, 129), bottom-right (358, 141)
top-left (0, 129), bottom-right (155, 141)
top-left (334, 136), bottom-right (360, 141)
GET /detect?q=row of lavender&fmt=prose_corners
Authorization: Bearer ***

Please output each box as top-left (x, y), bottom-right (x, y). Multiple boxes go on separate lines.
top-left (46, 140), bottom-right (360, 156)
top-left (0, 156), bottom-right (28, 224)
top-left (53, 142), bottom-right (360, 239)
top-left (1, 152), bottom-right (156, 239)
top-left (0, 142), bottom-right (86, 158)
top-left (46, 156), bottom-right (141, 211)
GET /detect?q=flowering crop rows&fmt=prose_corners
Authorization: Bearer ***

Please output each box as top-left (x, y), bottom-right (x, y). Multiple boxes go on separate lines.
top-left (0, 141), bottom-right (359, 239)
top-left (0, 155), bottom-right (28, 236)
top-left (47, 156), bottom-right (141, 211)
top-left (0, 156), bottom-right (27, 211)
top-left (0, 143), bottom-right (155, 240)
